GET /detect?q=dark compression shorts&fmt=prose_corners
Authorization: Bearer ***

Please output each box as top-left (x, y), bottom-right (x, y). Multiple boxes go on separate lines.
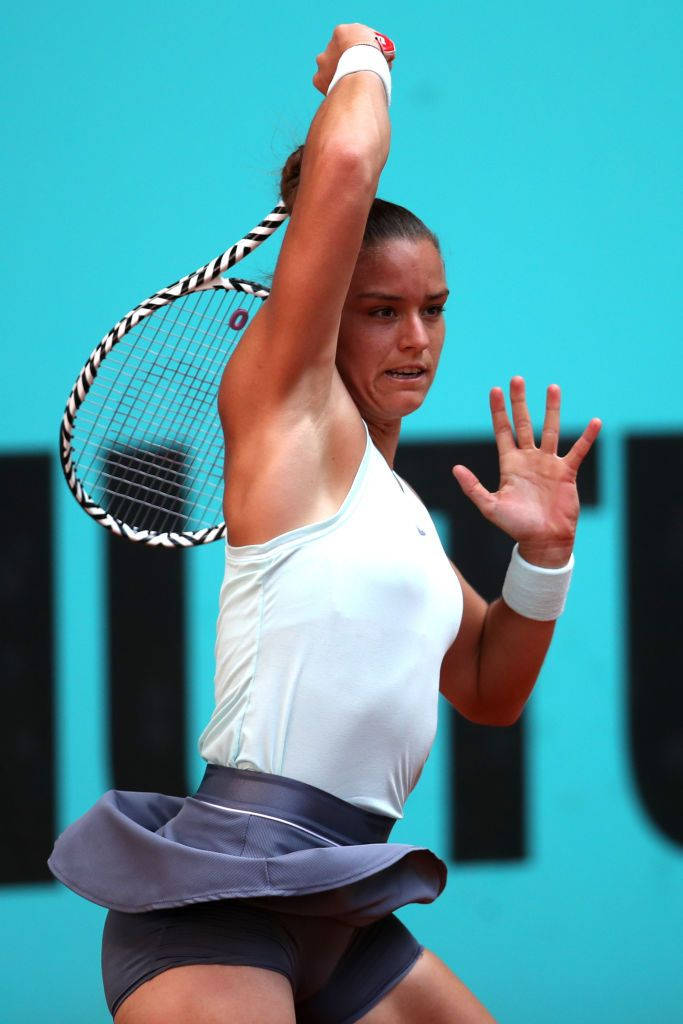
top-left (102, 898), bottom-right (424, 1022)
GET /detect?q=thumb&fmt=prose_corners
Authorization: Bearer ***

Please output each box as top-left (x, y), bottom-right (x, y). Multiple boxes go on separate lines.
top-left (452, 464), bottom-right (495, 517)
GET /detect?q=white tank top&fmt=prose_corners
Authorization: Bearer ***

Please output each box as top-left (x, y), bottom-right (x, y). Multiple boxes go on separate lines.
top-left (198, 421), bottom-right (463, 818)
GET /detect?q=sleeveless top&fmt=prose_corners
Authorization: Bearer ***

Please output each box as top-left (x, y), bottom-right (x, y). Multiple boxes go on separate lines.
top-left (198, 421), bottom-right (463, 819)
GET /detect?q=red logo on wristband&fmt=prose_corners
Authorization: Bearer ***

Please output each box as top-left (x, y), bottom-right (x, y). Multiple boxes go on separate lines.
top-left (373, 31), bottom-right (396, 59)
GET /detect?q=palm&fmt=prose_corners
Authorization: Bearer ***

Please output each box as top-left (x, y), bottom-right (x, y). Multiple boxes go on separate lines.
top-left (494, 447), bottom-right (580, 540)
top-left (452, 377), bottom-right (601, 565)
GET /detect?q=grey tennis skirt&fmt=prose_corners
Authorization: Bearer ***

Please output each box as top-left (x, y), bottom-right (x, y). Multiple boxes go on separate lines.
top-left (48, 764), bottom-right (447, 927)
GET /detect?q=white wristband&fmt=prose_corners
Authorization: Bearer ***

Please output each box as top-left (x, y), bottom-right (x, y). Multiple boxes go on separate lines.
top-left (327, 43), bottom-right (391, 106)
top-left (502, 543), bottom-right (575, 621)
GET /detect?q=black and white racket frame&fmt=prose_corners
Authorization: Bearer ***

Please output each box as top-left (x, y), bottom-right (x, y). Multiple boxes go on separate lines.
top-left (60, 205), bottom-right (287, 547)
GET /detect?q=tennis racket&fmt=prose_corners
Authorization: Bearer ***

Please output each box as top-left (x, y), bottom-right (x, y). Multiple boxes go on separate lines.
top-left (60, 205), bottom-right (287, 547)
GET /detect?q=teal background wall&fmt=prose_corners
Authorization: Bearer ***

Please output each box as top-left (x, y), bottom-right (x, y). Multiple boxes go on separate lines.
top-left (2, 1), bottom-right (681, 1020)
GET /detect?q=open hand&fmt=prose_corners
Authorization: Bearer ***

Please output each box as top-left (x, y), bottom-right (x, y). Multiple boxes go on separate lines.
top-left (452, 376), bottom-right (602, 567)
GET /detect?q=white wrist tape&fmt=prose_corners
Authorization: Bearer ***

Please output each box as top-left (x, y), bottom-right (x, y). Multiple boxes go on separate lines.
top-left (327, 43), bottom-right (391, 106)
top-left (502, 543), bottom-right (575, 621)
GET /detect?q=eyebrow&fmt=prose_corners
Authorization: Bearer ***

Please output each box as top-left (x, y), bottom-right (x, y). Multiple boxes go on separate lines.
top-left (356, 289), bottom-right (450, 301)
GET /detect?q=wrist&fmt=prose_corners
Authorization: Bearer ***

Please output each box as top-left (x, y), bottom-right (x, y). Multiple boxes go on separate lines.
top-left (327, 44), bottom-right (392, 105)
top-left (517, 540), bottom-right (574, 569)
top-left (502, 543), bottom-right (575, 621)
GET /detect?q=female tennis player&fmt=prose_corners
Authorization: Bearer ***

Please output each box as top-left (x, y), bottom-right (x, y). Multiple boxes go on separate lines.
top-left (49, 22), bottom-right (601, 1023)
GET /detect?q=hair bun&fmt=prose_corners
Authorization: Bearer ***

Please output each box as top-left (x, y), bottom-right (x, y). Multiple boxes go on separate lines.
top-left (280, 145), bottom-right (304, 214)
top-left (278, 146), bottom-right (441, 256)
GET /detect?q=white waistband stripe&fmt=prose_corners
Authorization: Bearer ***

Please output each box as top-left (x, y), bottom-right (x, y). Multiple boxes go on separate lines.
top-left (198, 800), bottom-right (342, 847)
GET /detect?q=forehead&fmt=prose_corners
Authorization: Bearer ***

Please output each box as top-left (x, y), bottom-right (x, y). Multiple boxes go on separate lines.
top-left (351, 238), bottom-right (446, 296)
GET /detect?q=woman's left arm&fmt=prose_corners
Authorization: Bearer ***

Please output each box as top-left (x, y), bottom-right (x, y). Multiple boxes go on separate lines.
top-left (438, 376), bottom-right (601, 726)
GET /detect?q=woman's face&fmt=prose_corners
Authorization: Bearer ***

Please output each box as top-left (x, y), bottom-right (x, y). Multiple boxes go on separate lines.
top-left (336, 237), bottom-right (448, 423)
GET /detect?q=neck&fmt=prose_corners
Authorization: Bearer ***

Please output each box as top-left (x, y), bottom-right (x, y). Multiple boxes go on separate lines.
top-left (366, 417), bottom-right (401, 467)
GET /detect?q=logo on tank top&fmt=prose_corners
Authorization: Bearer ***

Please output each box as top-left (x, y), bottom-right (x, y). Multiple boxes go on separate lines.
top-left (417, 526), bottom-right (426, 535)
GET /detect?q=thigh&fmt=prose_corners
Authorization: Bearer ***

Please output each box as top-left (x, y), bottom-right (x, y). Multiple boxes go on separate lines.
top-left (356, 947), bottom-right (499, 1024)
top-left (103, 901), bottom-right (298, 1023)
top-left (115, 964), bottom-right (295, 1024)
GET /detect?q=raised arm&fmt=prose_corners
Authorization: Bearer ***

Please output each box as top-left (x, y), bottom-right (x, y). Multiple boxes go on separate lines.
top-left (439, 378), bottom-right (601, 725)
top-left (220, 24), bottom-right (391, 427)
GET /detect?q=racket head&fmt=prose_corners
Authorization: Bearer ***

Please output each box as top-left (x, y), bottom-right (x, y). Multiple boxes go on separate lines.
top-left (60, 275), bottom-right (269, 547)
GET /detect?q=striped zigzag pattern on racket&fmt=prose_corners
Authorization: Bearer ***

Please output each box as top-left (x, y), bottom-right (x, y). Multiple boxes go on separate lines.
top-left (60, 204), bottom-right (288, 547)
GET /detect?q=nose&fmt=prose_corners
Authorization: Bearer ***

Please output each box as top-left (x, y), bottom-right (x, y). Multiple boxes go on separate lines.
top-left (397, 312), bottom-right (431, 352)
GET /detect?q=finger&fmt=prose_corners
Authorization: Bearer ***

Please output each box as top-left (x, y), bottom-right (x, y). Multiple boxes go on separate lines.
top-left (313, 50), bottom-right (334, 93)
top-left (452, 464), bottom-right (496, 518)
top-left (509, 375), bottom-right (535, 448)
top-left (540, 383), bottom-right (561, 454)
top-left (564, 418), bottom-right (602, 473)
top-left (489, 386), bottom-right (516, 456)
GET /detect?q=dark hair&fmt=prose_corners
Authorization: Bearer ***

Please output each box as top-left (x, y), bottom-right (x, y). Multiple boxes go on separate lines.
top-left (280, 145), bottom-right (440, 253)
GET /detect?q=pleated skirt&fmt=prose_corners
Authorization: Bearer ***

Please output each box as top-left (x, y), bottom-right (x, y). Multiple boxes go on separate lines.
top-left (48, 764), bottom-right (447, 927)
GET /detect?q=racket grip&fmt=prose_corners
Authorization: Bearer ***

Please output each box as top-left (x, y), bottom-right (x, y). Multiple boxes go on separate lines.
top-left (373, 31), bottom-right (396, 60)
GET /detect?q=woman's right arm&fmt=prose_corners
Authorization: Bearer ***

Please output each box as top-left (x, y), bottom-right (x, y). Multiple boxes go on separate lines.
top-left (219, 24), bottom-right (391, 428)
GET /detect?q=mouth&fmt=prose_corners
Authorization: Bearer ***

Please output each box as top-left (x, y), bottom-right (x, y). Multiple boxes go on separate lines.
top-left (384, 367), bottom-right (427, 380)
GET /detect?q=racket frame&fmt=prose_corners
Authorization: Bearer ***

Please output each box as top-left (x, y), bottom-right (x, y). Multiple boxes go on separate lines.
top-left (60, 205), bottom-right (287, 547)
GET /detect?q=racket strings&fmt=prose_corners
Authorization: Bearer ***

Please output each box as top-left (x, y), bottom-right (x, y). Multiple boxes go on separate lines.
top-left (78, 287), bottom-right (253, 462)
top-left (142, 290), bottom-right (251, 527)
top-left (102, 448), bottom-right (189, 532)
top-left (75, 409), bottom-right (223, 468)
top-left (78, 291), bottom-right (189, 480)
top-left (102, 291), bottom-right (234, 532)
top-left (103, 289), bottom-right (229, 472)
top-left (73, 287), bottom-right (260, 533)
top-left (90, 454), bottom-right (197, 504)
top-left (74, 422), bottom-right (219, 480)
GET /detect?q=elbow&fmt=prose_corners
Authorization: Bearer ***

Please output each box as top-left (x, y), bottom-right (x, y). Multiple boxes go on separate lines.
top-left (485, 707), bottom-right (525, 728)
top-left (310, 136), bottom-right (386, 193)
top-left (456, 703), bottom-right (523, 728)
top-left (441, 681), bottom-right (523, 727)
top-left (475, 698), bottom-right (526, 727)
top-left (463, 673), bottom-right (526, 727)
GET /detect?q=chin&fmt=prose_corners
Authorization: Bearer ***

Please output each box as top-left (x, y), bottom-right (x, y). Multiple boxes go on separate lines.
top-left (383, 393), bottom-right (427, 419)
top-left (400, 397), bottom-right (425, 416)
